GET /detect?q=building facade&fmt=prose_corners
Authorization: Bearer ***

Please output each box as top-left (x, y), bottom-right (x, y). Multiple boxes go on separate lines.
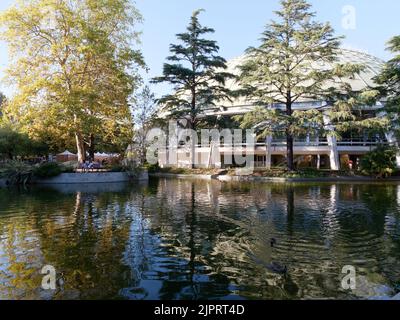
top-left (159, 49), bottom-right (400, 170)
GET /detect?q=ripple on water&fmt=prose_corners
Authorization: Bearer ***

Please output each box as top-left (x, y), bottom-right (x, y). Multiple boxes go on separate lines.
top-left (0, 181), bottom-right (400, 300)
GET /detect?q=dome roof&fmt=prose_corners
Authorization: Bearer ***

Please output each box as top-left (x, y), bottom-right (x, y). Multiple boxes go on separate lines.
top-left (219, 48), bottom-right (384, 109)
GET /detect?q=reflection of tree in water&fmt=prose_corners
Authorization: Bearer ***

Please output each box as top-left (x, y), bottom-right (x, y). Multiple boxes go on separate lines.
top-left (145, 181), bottom-right (400, 299)
top-left (0, 187), bottom-right (134, 299)
top-left (47, 191), bottom-right (133, 299)
top-left (0, 210), bottom-right (43, 299)
top-left (125, 180), bottom-right (235, 300)
top-left (0, 187), bottom-right (76, 299)
top-left (1, 181), bottom-right (400, 300)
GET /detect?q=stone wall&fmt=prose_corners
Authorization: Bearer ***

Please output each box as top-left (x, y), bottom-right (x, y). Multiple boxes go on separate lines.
top-left (35, 171), bottom-right (148, 185)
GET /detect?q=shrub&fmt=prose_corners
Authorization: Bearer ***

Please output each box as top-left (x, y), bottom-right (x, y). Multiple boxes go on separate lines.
top-left (360, 145), bottom-right (397, 178)
top-left (63, 161), bottom-right (80, 170)
top-left (110, 164), bottom-right (125, 172)
top-left (144, 163), bottom-right (160, 173)
top-left (61, 165), bottom-right (75, 173)
top-left (0, 161), bottom-right (34, 185)
top-left (297, 167), bottom-right (326, 178)
top-left (34, 162), bottom-right (63, 178)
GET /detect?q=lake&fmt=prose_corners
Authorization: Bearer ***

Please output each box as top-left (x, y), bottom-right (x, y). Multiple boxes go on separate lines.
top-left (0, 178), bottom-right (400, 300)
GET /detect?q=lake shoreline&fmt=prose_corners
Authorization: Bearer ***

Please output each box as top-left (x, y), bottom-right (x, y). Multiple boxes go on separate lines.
top-left (0, 171), bottom-right (149, 187)
top-left (150, 172), bottom-right (400, 183)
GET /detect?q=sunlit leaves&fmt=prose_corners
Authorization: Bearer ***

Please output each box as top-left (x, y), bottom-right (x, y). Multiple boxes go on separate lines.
top-left (0, 0), bottom-right (144, 156)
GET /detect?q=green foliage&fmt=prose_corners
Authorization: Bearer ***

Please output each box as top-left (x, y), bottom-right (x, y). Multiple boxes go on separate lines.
top-left (375, 36), bottom-right (400, 136)
top-left (360, 145), bottom-right (397, 178)
top-left (241, 167), bottom-right (331, 178)
top-left (109, 162), bottom-right (145, 179)
top-left (152, 9), bottom-right (234, 130)
top-left (0, 0), bottom-right (144, 162)
top-left (123, 162), bottom-right (145, 178)
top-left (110, 164), bottom-right (126, 172)
top-left (0, 161), bottom-right (33, 185)
top-left (0, 124), bottom-right (48, 159)
top-left (62, 161), bottom-right (80, 170)
top-left (234, 107), bottom-right (283, 138)
top-left (0, 125), bottom-right (26, 159)
top-left (143, 163), bottom-right (160, 173)
top-left (296, 168), bottom-right (326, 178)
top-left (237, 0), bottom-right (364, 170)
top-left (0, 91), bottom-right (6, 116)
top-left (33, 163), bottom-right (63, 178)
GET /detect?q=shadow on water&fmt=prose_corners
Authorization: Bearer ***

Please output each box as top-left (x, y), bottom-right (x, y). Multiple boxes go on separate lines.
top-left (0, 179), bottom-right (400, 300)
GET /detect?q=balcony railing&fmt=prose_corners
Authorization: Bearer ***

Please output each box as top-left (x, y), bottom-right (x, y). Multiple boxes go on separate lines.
top-left (173, 139), bottom-right (388, 149)
top-left (336, 140), bottom-right (388, 146)
top-left (270, 139), bottom-right (329, 147)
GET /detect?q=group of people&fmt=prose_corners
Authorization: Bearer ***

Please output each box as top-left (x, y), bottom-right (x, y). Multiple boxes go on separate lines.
top-left (80, 159), bottom-right (102, 172)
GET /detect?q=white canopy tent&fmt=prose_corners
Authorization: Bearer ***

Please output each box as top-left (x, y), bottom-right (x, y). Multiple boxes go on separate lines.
top-left (56, 150), bottom-right (78, 162)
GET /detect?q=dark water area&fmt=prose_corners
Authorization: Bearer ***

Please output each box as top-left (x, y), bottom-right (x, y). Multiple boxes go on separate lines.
top-left (0, 178), bottom-right (400, 300)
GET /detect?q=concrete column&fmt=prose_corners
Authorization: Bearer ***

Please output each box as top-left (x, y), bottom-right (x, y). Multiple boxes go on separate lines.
top-left (265, 136), bottom-right (272, 170)
top-left (168, 121), bottom-right (178, 167)
top-left (316, 137), bottom-right (321, 170)
top-left (207, 142), bottom-right (222, 168)
top-left (158, 148), bottom-right (168, 168)
top-left (324, 114), bottom-right (340, 171)
top-left (328, 135), bottom-right (340, 171)
top-left (207, 143), bottom-right (213, 169)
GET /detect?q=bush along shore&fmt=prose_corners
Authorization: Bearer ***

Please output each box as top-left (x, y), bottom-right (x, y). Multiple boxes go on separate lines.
top-left (149, 166), bottom-right (400, 182)
top-left (148, 146), bottom-right (400, 181)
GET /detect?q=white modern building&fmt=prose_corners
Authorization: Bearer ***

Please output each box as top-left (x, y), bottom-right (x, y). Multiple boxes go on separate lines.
top-left (159, 49), bottom-right (400, 170)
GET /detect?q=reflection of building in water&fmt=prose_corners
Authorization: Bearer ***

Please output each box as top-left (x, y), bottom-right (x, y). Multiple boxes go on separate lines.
top-left (321, 185), bottom-right (340, 246)
top-left (1, 180), bottom-right (400, 299)
top-left (397, 185), bottom-right (400, 208)
top-left (147, 180), bottom-right (400, 299)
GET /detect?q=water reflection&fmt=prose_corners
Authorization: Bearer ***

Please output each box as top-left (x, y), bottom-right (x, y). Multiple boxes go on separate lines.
top-left (0, 180), bottom-right (400, 300)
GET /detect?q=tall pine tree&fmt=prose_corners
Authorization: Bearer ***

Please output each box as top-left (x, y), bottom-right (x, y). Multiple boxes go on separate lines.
top-left (238, 0), bottom-right (361, 171)
top-left (153, 10), bottom-right (233, 168)
top-left (376, 36), bottom-right (400, 137)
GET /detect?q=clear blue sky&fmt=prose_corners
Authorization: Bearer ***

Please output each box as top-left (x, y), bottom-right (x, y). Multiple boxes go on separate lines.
top-left (1, 0), bottom-right (400, 98)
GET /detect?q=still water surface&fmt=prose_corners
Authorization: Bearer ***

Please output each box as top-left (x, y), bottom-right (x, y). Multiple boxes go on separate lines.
top-left (0, 178), bottom-right (400, 300)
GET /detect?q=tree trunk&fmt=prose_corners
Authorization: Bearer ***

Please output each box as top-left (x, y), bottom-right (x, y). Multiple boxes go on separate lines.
top-left (287, 133), bottom-right (294, 171)
top-left (286, 100), bottom-right (294, 171)
top-left (75, 132), bottom-right (86, 163)
top-left (140, 130), bottom-right (147, 165)
top-left (190, 88), bottom-right (196, 170)
top-left (74, 114), bottom-right (86, 163)
top-left (88, 134), bottom-right (95, 161)
top-left (265, 136), bottom-right (272, 169)
top-left (190, 120), bottom-right (196, 170)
